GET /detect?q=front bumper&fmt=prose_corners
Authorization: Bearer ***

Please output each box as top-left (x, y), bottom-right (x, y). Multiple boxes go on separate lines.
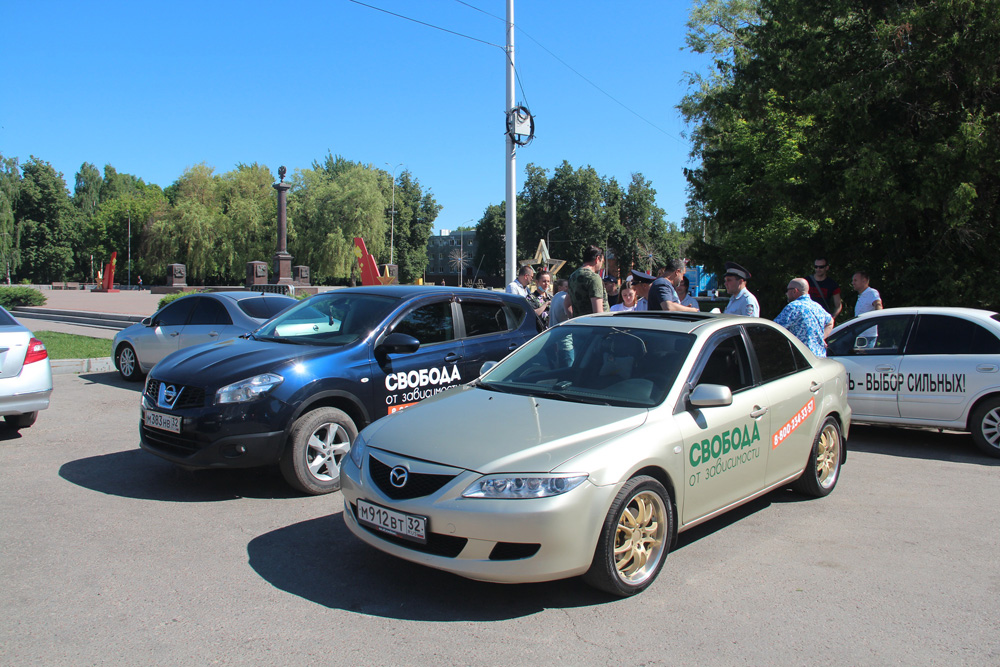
top-left (340, 449), bottom-right (619, 584)
top-left (139, 394), bottom-right (290, 469)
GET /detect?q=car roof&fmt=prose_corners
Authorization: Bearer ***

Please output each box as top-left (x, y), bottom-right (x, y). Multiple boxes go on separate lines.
top-left (563, 310), bottom-right (769, 337)
top-left (310, 285), bottom-right (526, 303)
top-left (204, 291), bottom-right (296, 303)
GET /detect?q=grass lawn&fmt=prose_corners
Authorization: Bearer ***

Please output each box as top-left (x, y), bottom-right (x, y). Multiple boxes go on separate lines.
top-left (33, 331), bottom-right (113, 360)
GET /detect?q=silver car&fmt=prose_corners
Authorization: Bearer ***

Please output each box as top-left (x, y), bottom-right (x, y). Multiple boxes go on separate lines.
top-left (828, 306), bottom-right (1000, 457)
top-left (112, 292), bottom-right (295, 381)
top-left (341, 311), bottom-right (850, 596)
top-left (0, 306), bottom-right (52, 430)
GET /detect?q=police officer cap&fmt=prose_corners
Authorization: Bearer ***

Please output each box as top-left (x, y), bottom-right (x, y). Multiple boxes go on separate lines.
top-left (724, 262), bottom-right (751, 281)
top-left (630, 269), bottom-right (655, 284)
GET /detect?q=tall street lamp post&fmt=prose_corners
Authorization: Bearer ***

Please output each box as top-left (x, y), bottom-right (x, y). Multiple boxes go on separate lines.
top-left (385, 163), bottom-right (403, 265)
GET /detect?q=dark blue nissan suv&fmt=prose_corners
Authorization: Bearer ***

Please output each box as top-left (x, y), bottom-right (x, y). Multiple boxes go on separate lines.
top-left (140, 286), bottom-right (540, 494)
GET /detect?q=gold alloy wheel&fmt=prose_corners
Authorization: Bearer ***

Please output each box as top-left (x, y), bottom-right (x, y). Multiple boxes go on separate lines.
top-left (815, 422), bottom-right (841, 489)
top-left (613, 491), bottom-right (667, 584)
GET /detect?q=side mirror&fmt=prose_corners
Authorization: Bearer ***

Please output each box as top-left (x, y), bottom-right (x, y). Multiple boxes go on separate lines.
top-left (690, 383), bottom-right (733, 408)
top-left (480, 360), bottom-right (498, 376)
top-left (378, 332), bottom-right (420, 355)
top-left (854, 336), bottom-right (869, 349)
top-left (142, 317), bottom-right (153, 326)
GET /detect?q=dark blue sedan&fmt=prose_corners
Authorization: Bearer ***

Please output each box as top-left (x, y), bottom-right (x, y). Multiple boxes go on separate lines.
top-left (139, 286), bottom-right (541, 494)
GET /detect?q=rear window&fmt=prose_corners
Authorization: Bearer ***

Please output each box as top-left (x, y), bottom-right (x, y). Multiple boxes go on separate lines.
top-left (0, 308), bottom-right (18, 327)
top-left (238, 296), bottom-right (296, 320)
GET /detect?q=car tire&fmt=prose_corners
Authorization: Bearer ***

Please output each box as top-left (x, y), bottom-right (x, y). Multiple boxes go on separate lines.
top-left (969, 396), bottom-right (1000, 458)
top-left (4, 412), bottom-right (38, 430)
top-left (116, 344), bottom-right (142, 381)
top-left (792, 416), bottom-right (843, 497)
top-left (279, 407), bottom-right (357, 495)
top-left (583, 475), bottom-right (673, 597)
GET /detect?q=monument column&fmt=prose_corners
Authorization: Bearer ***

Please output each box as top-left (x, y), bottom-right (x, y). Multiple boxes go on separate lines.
top-left (273, 166), bottom-right (293, 286)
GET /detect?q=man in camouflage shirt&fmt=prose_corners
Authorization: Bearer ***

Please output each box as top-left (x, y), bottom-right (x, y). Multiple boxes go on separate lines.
top-left (568, 245), bottom-right (608, 316)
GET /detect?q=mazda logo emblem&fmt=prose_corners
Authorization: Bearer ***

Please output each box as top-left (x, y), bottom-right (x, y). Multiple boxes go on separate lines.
top-left (389, 466), bottom-right (409, 488)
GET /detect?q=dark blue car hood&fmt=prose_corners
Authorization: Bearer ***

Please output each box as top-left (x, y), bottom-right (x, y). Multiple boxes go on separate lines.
top-left (151, 337), bottom-right (357, 387)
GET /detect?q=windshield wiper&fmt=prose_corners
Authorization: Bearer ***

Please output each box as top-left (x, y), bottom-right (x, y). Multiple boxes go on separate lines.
top-left (530, 390), bottom-right (611, 405)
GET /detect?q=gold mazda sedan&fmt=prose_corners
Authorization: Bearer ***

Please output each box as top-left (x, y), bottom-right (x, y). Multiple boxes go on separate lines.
top-left (341, 311), bottom-right (850, 596)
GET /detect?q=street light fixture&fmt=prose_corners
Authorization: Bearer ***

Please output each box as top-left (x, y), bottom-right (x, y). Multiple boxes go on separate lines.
top-left (385, 163), bottom-right (403, 265)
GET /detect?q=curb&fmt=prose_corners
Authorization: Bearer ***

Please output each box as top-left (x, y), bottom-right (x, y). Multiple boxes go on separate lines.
top-left (51, 358), bottom-right (116, 375)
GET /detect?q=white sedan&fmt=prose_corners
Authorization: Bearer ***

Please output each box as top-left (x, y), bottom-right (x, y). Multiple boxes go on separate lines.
top-left (827, 307), bottom-right (1000, 457)
top-left (0, 306), bottom-right (52, 430)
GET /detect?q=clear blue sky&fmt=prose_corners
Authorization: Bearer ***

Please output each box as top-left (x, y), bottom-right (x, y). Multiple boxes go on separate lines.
top-left (5, 0), bottom-right (707, 236)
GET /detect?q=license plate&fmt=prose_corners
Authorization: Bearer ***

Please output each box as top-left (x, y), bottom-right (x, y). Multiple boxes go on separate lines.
top-left (144, 410), bottom-right (181, 433)
top-left (356, 499), bottom-right (427, 544)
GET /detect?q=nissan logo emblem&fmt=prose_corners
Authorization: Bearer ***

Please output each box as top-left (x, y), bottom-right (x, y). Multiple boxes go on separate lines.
top-left (159, 383), bottom-right (179, 407)
top-left (389, 466), bottom-right (409, 488)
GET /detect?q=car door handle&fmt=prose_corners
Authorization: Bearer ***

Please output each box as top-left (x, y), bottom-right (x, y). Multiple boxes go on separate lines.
top-left (444, 352), bottom-right (461, 363)
top-left (977, 364), bottom-right (999, 373)
top-left (169, 332), bottom-right (180, 337)
top-left (750, 406), bottom-right (768, 419)
top-left (809, 381), bottom-right (823, 393)
top-left (208, 331), bottom-right (219, 337)
top-left (508, 342), bottom-right (520, 351)
top-left (875, 365), bottom-right (894, 372)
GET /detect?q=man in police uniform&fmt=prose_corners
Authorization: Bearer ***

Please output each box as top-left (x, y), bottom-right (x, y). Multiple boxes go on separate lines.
top-left (629, 270), bottom-right (654, 310)
top-left (722, 262), bottom-right (760, 317)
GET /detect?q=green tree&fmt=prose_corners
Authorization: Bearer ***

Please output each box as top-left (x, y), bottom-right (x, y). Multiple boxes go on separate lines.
top-left (145, 164), bottom-right (227, 284)
top-left (0, 155), bottom-right (22, 283)
top-left (384, 170), bottom-right (441, 284)
top-left (683, 0), bottom-right (1000, 315)
top-left (15, 157), bottom-right (76, 283)
top-left (473, 202), bottom-right (507, 280)
top-left (73, 162), bottom-right (102, 219)
top-left (218, 163), bottom-right (278, 279)
top-left (288, 163), bottom-right (387, 284)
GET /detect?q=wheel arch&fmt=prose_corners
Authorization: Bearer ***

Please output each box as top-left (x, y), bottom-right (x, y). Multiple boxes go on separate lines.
top-left (965, 391), bottom-right (1000, 431)
top-left (822, 410), bottom-right (848, 464)
top-left (286, 390), bottom-right (371, 440)
top-left (630, 465), bottom-right (679, 547)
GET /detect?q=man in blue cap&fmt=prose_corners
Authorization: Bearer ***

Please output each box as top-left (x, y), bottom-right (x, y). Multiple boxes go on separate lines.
top-left (722, 261), bottom-right (760, 317)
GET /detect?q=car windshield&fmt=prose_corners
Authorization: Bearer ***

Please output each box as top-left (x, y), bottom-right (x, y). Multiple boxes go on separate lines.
top-left (478, 324), bottom-right (694, 407)
top-left (254, 293), bottom-right (398, 346)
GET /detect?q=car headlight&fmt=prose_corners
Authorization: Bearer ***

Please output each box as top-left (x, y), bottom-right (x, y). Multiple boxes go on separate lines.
top-left (349, 432), bottom-right (367, 468)
top-left (216, 373), bottom-right (283, 404)
top-left (461, 474), bottom-right (588, 499)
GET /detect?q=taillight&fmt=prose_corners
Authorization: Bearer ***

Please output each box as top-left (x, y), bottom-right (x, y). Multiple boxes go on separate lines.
top-left (23, 337), bottom-right (48, 365)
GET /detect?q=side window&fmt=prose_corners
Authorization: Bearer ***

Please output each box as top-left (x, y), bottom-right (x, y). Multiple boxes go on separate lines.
top-left (746, 325), bottom-right (800, 382)
top-left (155, 297), bottom-right (196, 327)
top-left (189, 297), bottom-right (232, 326)
top-left (462, 301), bottom-right (509, 338)
top-left (826, 315), bottom-right (913, 357)
top-left (695, 333), bottom-right (753, 393)
top-left (905, 315), bottom-right (1000, 355)
top-left (239, 296), bottom-right (294, 320)
top-left (393, 301), bottom-right (454, 345)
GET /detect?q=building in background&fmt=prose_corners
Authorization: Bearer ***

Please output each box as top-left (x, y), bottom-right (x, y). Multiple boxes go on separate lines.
top-left (426, 229), bottom-right (480, 287)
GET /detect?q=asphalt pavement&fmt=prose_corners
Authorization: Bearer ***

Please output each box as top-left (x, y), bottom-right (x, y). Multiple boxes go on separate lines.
top-left (2, 373), bottom-right (998, 666)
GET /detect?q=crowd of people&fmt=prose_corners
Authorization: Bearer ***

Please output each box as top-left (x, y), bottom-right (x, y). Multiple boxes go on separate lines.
top-left (504, 245), bottom-right (883, 358)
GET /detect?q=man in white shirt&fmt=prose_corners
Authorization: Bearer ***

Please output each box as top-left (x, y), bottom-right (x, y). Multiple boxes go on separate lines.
top-left (506, 265), bottom-right (534, 298)
top-left (852, 270), bottom-right (883, 315)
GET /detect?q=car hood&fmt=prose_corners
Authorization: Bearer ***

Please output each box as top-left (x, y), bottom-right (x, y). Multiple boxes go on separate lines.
top-left (151, 337), bottom-right (346, 385)
top-left (364, 384), bottom-right (647, 474)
